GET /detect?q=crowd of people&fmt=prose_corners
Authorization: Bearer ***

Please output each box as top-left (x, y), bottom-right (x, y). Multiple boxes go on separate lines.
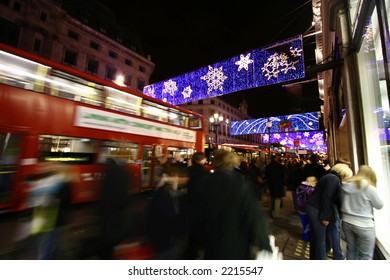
top-left (23, 151), bottom-right (383, 261)
top-left (144, 151), bottom-right (383, 260)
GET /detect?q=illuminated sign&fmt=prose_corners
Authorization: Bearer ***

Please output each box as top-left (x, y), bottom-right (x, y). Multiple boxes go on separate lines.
top-left (231, 111), bottom-right (320, 135)
top-left (74, 106), bottom-right (196, 142)
top-left (144, 35), bottom-right (305, 105)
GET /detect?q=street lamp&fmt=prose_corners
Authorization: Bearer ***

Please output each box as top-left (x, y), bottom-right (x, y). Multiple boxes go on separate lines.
top-left (209, 113), bottom-right (227, 149)
top-left (266, 118), bottom-right (272, 163)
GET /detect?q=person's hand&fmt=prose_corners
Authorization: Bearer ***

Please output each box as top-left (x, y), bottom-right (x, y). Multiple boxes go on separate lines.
top-left (321, 220), bottom-right (329, 226)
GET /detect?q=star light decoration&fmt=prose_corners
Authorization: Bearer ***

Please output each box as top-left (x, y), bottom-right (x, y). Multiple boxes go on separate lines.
top-left (235, 53), bottom-right (254, 71)
top-left (162, 79), bottom-right (178, 97)
top-left (182, 86), bottom-right (193, 99)
top-left (143, 36), bottom-right (304, 105)
top-left (201, 65), bottom-right (228, 94)
top-left (261, 47), bottom-right (302, 80)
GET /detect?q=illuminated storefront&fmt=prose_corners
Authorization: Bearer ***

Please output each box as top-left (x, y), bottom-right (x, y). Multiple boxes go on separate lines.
top-left (321, 0), bottom-right (390, 259)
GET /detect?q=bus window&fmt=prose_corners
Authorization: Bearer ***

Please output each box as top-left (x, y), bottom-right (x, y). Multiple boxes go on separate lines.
top-left (97, 140), bottom-right (138, 164)
top-left (167, 146), bottom-right (194, 166)
top-left (38, 135), bottom-right (96, 164)
top-left (0, 132), bottom-right (21, 204)
top-left (48, 70), bottom-right (104, 107)
top-left (105, 86), bottom-right (142, 116)
top-left (141, 145), bottom-right (153, 188)
top-left (0, 49), bottom-right (49, 92)
top-left (141, 100), bottom-right (169, 122)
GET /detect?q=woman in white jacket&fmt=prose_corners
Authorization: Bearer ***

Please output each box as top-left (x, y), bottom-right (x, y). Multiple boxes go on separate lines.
top-left (340, 165), bottom-right (384, 260)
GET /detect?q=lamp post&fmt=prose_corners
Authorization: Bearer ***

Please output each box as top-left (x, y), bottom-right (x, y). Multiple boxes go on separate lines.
top-left (266, 118), bottom-right (272, 163)
top-left (209, 113), bottom-right (227, 150)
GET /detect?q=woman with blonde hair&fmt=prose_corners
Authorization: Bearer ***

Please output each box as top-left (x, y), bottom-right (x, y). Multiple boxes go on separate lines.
top-left (340, 165), bottom-right (383, 260)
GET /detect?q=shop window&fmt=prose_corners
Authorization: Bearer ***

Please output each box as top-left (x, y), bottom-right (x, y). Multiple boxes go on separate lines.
top-left (356, 7), bottom-right (390, 258)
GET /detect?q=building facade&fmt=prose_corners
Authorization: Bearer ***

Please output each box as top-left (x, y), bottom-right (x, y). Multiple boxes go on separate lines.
top-left (180, 97), bottom-right (264, 154)
top-left (315, 0), bottom-right (390, 258)
top-left (0, 0), bottom-right (154, 91)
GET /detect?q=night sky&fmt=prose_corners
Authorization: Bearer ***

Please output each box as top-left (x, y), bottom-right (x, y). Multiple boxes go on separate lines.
top-left (98, 0), bottom-right (321, 118)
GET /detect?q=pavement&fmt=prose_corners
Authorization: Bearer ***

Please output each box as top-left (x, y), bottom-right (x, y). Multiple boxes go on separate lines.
top-left (0, 190), bottom-right (317, 260)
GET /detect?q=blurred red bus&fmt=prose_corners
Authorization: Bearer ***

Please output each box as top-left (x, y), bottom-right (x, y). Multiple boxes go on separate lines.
top-left (0, 43), bottom-right (205, 212)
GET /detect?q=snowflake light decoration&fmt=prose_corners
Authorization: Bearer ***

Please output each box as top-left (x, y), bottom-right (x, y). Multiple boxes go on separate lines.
top-left (143, 36), bottom-right (304, 105)
top-left (290, 47), bottom-right (303, 57)
top-left (162, 79), bottom-right (178, 96)
top-left (182, 86), bottom-right (193, 99)
top-left (261, 47), bottom-right (301, 80)
top-left (144, 86), bottom-right (155, 98)
top-left (201, 65), bottom-right (228, 94)
top-left (235, 53), bottom-right (254, 71)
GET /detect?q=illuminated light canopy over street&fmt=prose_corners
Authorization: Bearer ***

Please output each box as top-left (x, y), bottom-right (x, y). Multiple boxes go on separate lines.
top-left (143, 36), bottom-right (305, 105)
top-left (263, 130), bottom-right (327, 153)
top-left (231, 111), bottom-right (320, 135)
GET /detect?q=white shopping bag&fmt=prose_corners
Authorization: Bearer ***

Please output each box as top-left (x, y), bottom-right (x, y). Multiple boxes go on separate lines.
top-left (256, 235), bottom-right (283, 260)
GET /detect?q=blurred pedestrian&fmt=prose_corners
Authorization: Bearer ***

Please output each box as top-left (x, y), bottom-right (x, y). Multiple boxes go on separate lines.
top-left (303, 154), bottom-right (326, 182)
top-left (147, 164), bottom-right (188, 259)
top-left (186, 152), bottom-right (208, 203)
top-left (190, 150), bottom-right (272, 259)
top-left (287, 158), bottom-right (305, 211)
top-left (99, 158), bottom-right (130, 259)
top-left (265, 155), bottom-right (287, 218)
top-left (247, 158), bottom-right (266, 201)
top-left (306, 163), bottom-right (353, 260)
top-left (340, 165), bottom-right (383, 259)
top-left (29, 162), bottom-right (73, 259)
top-left (296, 176), bottom-right (317, 241)
top-left (183, 152), bottom-right (209, 259)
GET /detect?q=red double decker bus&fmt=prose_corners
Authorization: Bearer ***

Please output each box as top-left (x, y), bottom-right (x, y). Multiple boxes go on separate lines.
top-left (0, 43), bottom-right (205, 212)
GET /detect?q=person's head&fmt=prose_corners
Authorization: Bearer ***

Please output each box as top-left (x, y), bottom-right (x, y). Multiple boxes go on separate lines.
top-left (162, 164), bottom-right (188, 191)
top-left (213, 150), bottom-right (240, 170)
top-left (331, 163), bottom-right (353, 181)
top-left (335, 157), bottom-right (351, 167)
top-left (191, 152), bottom-right (206, 165)
top-left (305, 176), bottom-right (318, 187)
top-left (310, 153), bottom-right (319, 163)
top-left (346, 165), bottom-right (377, 188)
top-left (271, 155), bottom-right (279, 162)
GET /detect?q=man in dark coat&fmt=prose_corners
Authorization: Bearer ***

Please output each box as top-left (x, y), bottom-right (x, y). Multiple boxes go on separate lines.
top-left (99, 158), bottom-right (130, 259)
top-left (183, 152), bottom-right (209, 259)
top-left (265, 155), bottom-right (286, 218)
top-left (306, 163), bottom-right (353, 260)
top-left (190, 150), bottom-right (272, 259)
top-left (186, 152), bottom-right (209, 203)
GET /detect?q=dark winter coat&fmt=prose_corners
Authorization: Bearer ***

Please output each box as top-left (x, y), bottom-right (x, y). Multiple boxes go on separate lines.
top-left (306, 172), bottom-right (341, 222)
top-left (265, 160), bottom-right (286, 198)
top-left (191, 168), bottom-right (271, 259)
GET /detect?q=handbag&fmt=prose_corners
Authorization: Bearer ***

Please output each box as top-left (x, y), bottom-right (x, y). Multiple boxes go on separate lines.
top-left (31, 202), bottom-right (59, 235)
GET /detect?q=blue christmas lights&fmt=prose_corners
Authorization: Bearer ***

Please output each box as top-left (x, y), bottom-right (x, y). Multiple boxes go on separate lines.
top-left (143, 35), bottom-right (305, 105)
top-left (231, 111), bottom-right (320, 135)
top-left (263, 131), bottom-right (327, 153)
